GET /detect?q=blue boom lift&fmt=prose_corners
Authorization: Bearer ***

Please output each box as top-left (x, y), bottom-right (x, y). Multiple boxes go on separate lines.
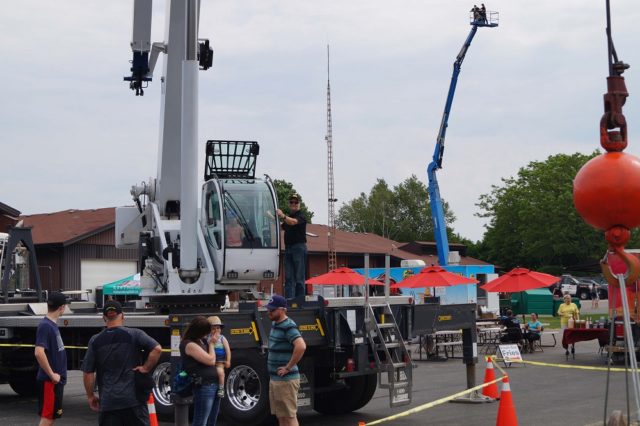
top-left (428, 9), bottom-right (498, 266)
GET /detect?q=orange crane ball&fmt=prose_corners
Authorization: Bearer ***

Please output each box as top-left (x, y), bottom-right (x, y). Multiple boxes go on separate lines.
top-left (574, 151), bottom-right (640, 246)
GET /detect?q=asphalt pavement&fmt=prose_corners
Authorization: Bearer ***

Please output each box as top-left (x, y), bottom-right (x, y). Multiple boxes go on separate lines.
top-left (2, 299), bottom-right (636, 426)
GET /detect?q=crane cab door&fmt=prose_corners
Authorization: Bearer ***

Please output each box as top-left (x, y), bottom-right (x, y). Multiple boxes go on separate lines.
top-left (201, 178), bottom-right (280, 285)
top-left (201, 180), bottom-right (224, 281)
top-left (219, 179), bottom-right (280, 284)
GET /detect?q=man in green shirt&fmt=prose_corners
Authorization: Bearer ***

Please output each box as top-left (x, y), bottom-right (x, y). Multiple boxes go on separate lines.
top-left (266, 295), bottom-right (306, 426)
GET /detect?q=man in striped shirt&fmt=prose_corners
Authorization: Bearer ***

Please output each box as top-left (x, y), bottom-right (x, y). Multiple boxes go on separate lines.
top-left (266, 295), bottom-right (306, 426)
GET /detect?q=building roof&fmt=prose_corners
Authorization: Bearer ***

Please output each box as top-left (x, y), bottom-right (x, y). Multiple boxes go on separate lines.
top-left (18, 207), bottom-right (488, 265)
top-left (306, 224), bottom-right (489, 266)
top-left (0, 202), bottom-right (20, 218)
top-left (20, 208), bottom-right (115, 246)
top-left (398, 241), bottom-right (469, 257)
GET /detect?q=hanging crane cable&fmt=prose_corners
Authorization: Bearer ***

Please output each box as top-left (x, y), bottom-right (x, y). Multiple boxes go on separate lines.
top-left (573, 1), bottom-right (639, 423)
top-left (602, 2), bottom-right (636, 422)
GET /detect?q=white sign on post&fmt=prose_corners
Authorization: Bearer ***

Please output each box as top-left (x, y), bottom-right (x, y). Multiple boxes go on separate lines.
top-left (498, 344), bottom-right (522, 367)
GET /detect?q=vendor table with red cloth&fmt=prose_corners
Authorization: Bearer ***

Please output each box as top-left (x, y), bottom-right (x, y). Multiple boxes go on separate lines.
top-left (562, 328), bottom-right (609, 348)
top-left (562, 328), bottom-right (609, 359)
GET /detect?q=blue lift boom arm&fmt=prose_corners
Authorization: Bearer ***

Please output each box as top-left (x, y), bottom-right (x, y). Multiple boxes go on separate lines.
top-left (427, 24), bottom-right (479, 266)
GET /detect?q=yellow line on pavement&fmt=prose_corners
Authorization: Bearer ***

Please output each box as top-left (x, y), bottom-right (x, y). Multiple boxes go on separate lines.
top-left (490, 356), bottom-right (639, 373)
top-left (361, 375), bottom-right (505, 426)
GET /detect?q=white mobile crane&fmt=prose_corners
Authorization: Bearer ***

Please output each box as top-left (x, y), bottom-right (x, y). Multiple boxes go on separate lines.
top-left (115, 0), bottom-right (280, 307)
top-left (0, 5), bottom-right (482, 423)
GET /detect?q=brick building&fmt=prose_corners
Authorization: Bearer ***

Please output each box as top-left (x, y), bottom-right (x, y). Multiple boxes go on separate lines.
top-left (260, 224), bottom-right (488, 294)
top-left (20, 208), bottom-right (138, 299)
top-left (11, 206), bottom-right (486, 298)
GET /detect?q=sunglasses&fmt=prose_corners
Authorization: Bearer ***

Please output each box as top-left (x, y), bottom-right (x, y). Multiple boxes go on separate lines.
top-left (289, 201), bottom-right (299, 205)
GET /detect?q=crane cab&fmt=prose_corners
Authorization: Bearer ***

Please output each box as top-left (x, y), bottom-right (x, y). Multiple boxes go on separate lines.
top-left (200, 141), bottom-right (280, 285)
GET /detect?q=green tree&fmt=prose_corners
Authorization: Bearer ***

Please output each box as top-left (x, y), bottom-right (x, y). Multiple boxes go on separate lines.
top-left (336, 175), bottom-right (457, 242)
top-left (338, 179), bottom-right (396, 238)
top-left (272, 179), bottom-right (314, 222)
top-left (474, 152), bottom-right (611, 270)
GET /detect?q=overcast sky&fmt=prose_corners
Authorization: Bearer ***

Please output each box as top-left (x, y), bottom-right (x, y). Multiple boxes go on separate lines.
top-left (2, 1), bottom-right (639, 242)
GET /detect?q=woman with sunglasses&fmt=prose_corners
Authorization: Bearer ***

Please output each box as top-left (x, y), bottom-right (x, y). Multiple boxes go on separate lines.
top-left (277, 193), bottom-right (308, 299)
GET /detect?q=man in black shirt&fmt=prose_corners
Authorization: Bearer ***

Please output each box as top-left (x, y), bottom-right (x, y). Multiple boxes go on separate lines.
top-left (82, 301), bottom-right (162, 426)
top-left (277, 193), bottom-right (308, 299)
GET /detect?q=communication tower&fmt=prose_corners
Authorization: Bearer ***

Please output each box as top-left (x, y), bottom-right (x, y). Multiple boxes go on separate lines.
top-left (325, 45), bottom-right (338, 271)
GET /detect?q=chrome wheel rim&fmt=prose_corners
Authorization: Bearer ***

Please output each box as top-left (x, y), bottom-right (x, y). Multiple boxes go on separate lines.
top-left (227, 364), bottom-right (261, 412)
top-left (152, 361), bottom-right (173, 408)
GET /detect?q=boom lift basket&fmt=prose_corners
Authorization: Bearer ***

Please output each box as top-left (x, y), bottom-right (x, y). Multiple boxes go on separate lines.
top-left (205, 140), bottom-right (260, 180)
top-left (469, 10), bottom-right (499, 28)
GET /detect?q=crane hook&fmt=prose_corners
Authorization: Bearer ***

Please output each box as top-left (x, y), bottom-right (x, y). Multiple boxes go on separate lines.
top-left (601, 245), bottom-right (640, 288)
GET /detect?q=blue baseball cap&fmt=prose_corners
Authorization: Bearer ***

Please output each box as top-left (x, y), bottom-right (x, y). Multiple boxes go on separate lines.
top-left (265, 294), bottom-right (287, 310)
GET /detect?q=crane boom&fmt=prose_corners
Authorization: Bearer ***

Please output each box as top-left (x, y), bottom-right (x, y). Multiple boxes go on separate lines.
top-left (428, 11), bottom-right (498, 266)
top-left (116, 1), bottom-right (279, 305)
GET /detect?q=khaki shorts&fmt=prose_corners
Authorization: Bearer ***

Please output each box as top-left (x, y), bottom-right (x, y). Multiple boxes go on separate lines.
top-left (269, 379), bottom-right (300, 418)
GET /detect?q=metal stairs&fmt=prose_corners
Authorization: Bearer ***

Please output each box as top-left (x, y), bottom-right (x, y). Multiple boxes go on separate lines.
top-left (365, 302), bottom-right (413, 407)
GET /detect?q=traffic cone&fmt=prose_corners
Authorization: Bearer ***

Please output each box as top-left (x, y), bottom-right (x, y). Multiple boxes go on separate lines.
top-left (482, 356), bottom-right (500, 400)
top-left (147, 393), bottom-right (159, 426)
top-left (496, 376), bottom-right (518, 426)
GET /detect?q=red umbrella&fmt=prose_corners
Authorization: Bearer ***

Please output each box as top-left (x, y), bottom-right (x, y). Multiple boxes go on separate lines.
top-left (305, 267), bottom-right (385, 286)
top-left (391, 265), bottom-right (478, 289)
top-left (482, 268), bottom-right (558, 293)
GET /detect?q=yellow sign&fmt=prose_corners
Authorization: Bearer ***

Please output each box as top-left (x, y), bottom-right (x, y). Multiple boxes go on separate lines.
top-left (299, 324), bottom-right (318, 332)
top-left (437, 315), bottom-right (452, 321)
top-left (230, 327), bottom-right (253, 335)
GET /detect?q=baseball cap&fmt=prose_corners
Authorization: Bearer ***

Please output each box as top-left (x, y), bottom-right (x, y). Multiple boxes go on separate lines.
top-left (103, 300), bottom-right (123, 319)
top-left (47, 292), bottom-right (69, 309)
top-left (265, 294), bottom-right (287, 310)
top-left (288, 193), bottom-right (300, 201)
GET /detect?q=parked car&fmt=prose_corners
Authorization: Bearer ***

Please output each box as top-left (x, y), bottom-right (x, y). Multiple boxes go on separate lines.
top-left (550, 275), bottom-right (595, 300)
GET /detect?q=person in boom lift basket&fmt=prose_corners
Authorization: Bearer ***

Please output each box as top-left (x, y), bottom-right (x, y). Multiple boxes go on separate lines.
top-left (480, 3), bottom-right (488, 24)
top-left (277, 193), bottom-right (308, 299)
top-left (35, 292), bottom-right (69, 426)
